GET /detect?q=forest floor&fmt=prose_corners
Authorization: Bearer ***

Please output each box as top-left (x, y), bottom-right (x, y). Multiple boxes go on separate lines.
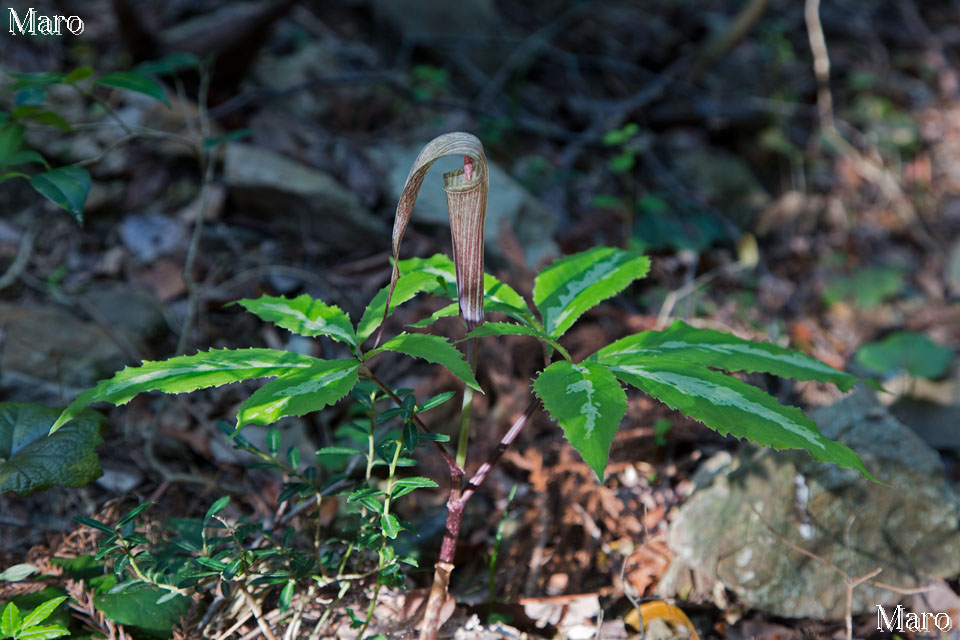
top-left (2, 0), bottom-right (960, 638)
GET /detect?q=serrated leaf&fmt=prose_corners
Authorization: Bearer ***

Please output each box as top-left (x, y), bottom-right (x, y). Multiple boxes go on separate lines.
top-left (400, 254), bottom-right (536, 326)
top-left (29, 166), bottom-right (90, 223)
top-left (234, 295), bottom-right (357, 348)
top-left (357, 271), bottom-right (441, 343)
top-left (0, 564), bottom-right (37, 581)
top-left (533, 361), bottom-right (626, 480)
top-left (464, 322), bottom-right (547, 341)
top-left (52, 348), bottom-right (324, 432)
top-left (97, 72), bottom-right (170, 107)
top-left (236, 359), bottom-right (359, 427)
top-left (367, 333), bottom-right (481, 391)
top-left (0, 403), bottom-right (104, 496)
top-left (19, 596), bottom-right (67, 629)
top-left (607, 359), bottom-right (875, 480)
top-left (533, 246), bottom-right (650, 338)
top-left (18, 625), bottom-right (70, 639)
top-left (407, 302), bottom-right (459, 328)
top-left (593, 320), bottom-right (857, 391)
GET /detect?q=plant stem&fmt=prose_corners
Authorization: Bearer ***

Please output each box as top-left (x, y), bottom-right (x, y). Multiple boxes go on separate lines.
top-left (418, 398), bottom-right (539, 640)
top-left (455, 337), bottom-right (479, 468)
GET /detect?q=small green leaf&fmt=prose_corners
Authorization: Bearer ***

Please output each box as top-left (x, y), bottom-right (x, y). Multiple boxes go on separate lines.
top-left (279, 580), bottom-right (295, 612)
top-left (23, 110), bottom-right (71, 131)
top-left (29, 166), bottom-right (90, 223)
top-left (97, 72), bottom-right (170, 107)
top-left (418, 391), bottom-right (455, 412)
top-left (407, 302), bottom-right (459, 328)
top-left (52, 348), bottom-right (325, 432)
top-left (380, 513), bottom-right (400, 539)
top-left (533, 361), bottom-right (627, 480)
top-left (402, 422), bottom-right (418, 454)
top-left (0, 564), bottom-right (37, 581)
top-left (205, 496), bottom-right (230, 520)
top-left (236, 359), bottom-right (360, 428)
top-left (533, 246), bottom-right (650, 339)
top-left (0, 124), bottom-right (26, 165)
top-left (317, 445), bottom-right (362, 456)
top-left (234, 294), bottom-right (357, 348)
top-left (287, 446), bottom-right (301, 469)
top-left (367, 333), bottom-right (481, 392)
top-left (19, 597), bottom-right (68, 629)
top-left (0, 403), bottom-right (104, 496)
top-left (855, 331), bottom-right (954, 379)
top-left (1, 602), bottom-right (20, 637)
top-left (6, 150), bottom-right (48, 167)
top-left (608, 359), bottom-right (875, 480)
top-left (267, 427), bottom-right (281, 454)
top-left (593, 320), bottom-right (857, 391)
top-left (74, 516), bottom-right (113, 533)
top-left (135, 53), bottom-right (200, 75)
top-left (65, 66), bottom-right (93, 83)
top-left (115, 502), bottom-right (151, 528)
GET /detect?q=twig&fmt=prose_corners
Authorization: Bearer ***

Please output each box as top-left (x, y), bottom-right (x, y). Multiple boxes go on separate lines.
top-left (804, 0), bottom-right (834, 131)
top-left (688, 0), bottom-right (769, 83)
top-left (237, 581), bottom-right (278, 640)
top-left (0, 228), bottom-right (34, 291)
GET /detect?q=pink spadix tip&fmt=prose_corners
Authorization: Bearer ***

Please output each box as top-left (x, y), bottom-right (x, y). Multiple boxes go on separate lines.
top-left (464, 156), bottom-right (474, 183)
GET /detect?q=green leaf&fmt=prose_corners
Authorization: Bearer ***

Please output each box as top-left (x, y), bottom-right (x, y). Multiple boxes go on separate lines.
top-left (0, 124), bottom-right (25, 165)
top-left (356, 271), bottom-right (440, 343)
top-left (367, 333), bottom-right (481, 392)
top-left (19, 597), bottom-right (68, 629)
top-left (115, 502), bottom-right (151, 528)
top-left (391, 476), bottom-right (438, 499)
top-left (0, 403), bottom-right (104, 496)
top-left (593, 320), bottom-right (857, 391)
top-left (94, 584), bottom-right (190, 635)
top-left (17, 625), bottom-right (69, 639)
top-left (267, 428), bottom-right (281, 454)
top-left (236, 359), bottom-right (360, 428)
top-left (317, 445), bottom-right (362, 456)
top-left (533, 246), bottom-right (650, 339)
top-left (279, 580), bottom-right (295, 612)
top-left (65, 66), bottom-right (93, 83)
top-left (418, 391), bottom-right (455, 412)
top-left (97, 72), bottom-right (170, 107)
top-left (234, 294), bottom-right (357, 348)
top-left (464, 322), bottom-right (547, 341)
top-left (135, 53), bottom-right (200, 75)
top-left (407, 302), bottom-right (459, 328)
top-left (205, 496), bottom-right (230, 520)
top-left (380, 513), bottom-right (400, 539)
top-left (533, 361), bottom-right (627, 480)
top-left (6, 150), bottom-right (48, 167)
top-left (1, 602), bottom-right (19, 637)
top-left (855, 331), bottom-right (954, 379)
top-left (287, 446), bottom-right (301, 469)
top-left (52, 348), bottom-right (325, 432)
top-left (607, 359), bottom-right (875, 480)
top-left (402, 422), bottom-right (418, 453)
top-left (0, 564), bottom-right (37, 582)
top-left (29, 166), bottom-right (90, 223)
top-left (399, 254), bottom-right (536, 326)
top-left (73, 516), bottom-right (113, 533)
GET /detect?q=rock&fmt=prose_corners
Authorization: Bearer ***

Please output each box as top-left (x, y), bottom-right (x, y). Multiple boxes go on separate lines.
top-left (0, 304), bottom-right (128, 401)
top-left (119, 212), bottom-right (186, 262)
top-left (890, 397), bottom-right (960, 454)
top-left (660, 390), bottom-right (960, 620)
top-left (947, 237), bottom-right (960, 297)
top-left (674, 149), bottom-right (770, 230)
top-left (82, 284), bottom-right (168, 349)
top-left (223, 143), bottom-right (386, 249)
top-left (371, 0), bottom-right (508, 72)
top-left (370, 144), bottom-right (558, 267)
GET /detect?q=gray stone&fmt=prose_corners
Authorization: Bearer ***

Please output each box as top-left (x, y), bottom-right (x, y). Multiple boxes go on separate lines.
top-left (82, 283), bottom-right (168, 348)
top-left (223, 143), bottom-right (386, 249)
top-left (119, 212), bottom-right (186, 262)
top-left (674, 150), bottom-right (770, 229)
top-left (662, 390), bottom-right (960, 620)
top-left (0, 304), bottom-right (128, 401)
top-left (371, 144), bottom-right (558, 267)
